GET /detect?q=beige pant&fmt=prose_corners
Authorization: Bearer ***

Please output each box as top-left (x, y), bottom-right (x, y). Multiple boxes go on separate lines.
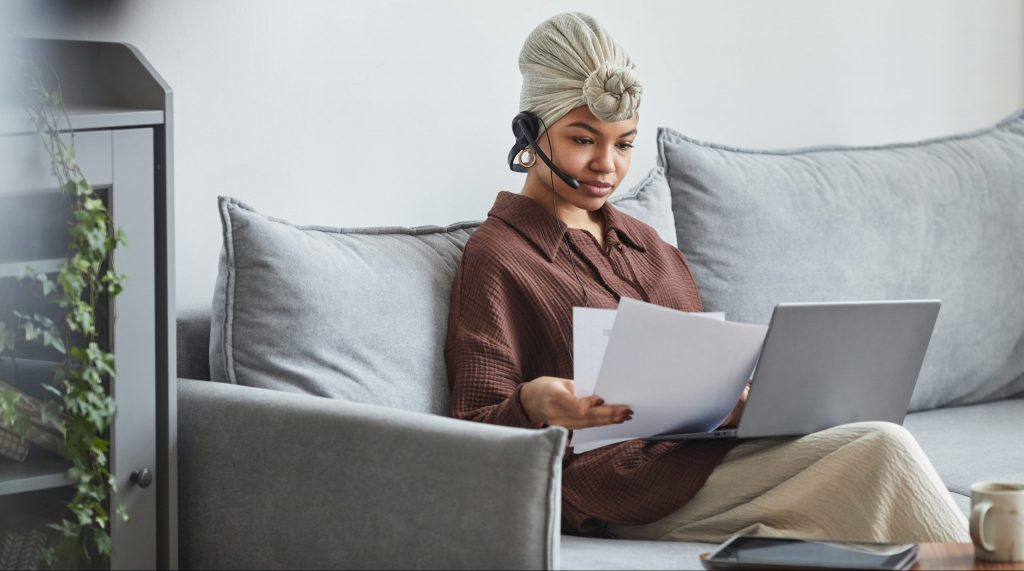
top-left (607, 422), bottom-right (970, 544)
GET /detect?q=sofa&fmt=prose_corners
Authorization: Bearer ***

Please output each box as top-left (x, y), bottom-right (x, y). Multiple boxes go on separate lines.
top-left (175, 109), bottom-right (1024, 570)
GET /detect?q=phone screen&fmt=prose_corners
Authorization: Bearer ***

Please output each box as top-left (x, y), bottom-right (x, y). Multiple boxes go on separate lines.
top-left (710, 536), bottom-right (918, 570)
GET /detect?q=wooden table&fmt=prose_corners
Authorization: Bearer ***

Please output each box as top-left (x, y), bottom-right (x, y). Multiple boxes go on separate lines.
top-left (913, 543), bottom-right (1024, 570)
top-left (700, 543), bottom-right (1024, 569)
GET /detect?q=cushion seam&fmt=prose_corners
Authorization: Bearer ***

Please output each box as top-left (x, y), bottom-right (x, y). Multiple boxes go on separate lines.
top-left (544, 428), bottom-right (565, 570)
top-left (221, 196), bottom-right (483, 236)
top-left (218, 197), bottom-right (239, 385)
top-left (657, 108), bottom-right (1023, 156)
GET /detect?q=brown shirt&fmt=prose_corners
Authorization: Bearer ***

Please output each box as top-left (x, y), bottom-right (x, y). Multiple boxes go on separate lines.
top-left (444, 190), bottom-right (738, 536)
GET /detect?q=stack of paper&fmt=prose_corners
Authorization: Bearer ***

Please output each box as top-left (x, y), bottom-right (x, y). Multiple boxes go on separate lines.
top-left (572, 297), bottom-right (768, 453)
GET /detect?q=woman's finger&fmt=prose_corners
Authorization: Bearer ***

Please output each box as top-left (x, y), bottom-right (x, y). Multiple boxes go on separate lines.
top-left (551, 408), bottom-right (629, 428)
top-left (589, 404), bottom-right (633, 417)
top-left (581, 406), bottom-right (633, 426)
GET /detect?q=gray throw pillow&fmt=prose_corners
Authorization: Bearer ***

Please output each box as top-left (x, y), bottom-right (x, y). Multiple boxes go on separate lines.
top-left (209, 172), bottom-right (683, 413)
top-left (660, 109), bottom-right (1024, 412)
top-left (608, 166), bottom-right (678, 248)
top-left (210, 196), bottom-right (480, 415)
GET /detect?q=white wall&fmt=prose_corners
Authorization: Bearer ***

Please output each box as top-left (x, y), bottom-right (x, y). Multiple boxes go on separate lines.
top-left (12, 0), bottom-right (1024, 308)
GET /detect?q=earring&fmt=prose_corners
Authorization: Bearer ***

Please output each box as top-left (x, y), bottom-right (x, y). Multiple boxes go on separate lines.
top-left (516, 147), bottom-right (537, 168)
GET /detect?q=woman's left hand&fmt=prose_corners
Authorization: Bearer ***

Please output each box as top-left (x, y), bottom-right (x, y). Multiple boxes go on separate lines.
top-left (719, 382), bottom-right (750, 429)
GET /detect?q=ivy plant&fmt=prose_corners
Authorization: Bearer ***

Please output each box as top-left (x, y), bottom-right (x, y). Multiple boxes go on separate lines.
top-left (0, 53), bottom-right (129, 565)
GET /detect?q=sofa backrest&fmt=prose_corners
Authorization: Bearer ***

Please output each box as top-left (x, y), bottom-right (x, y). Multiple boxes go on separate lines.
top-left (177, 304), bottom-right (212, 382)
top-left (194, 168), bottom-right (676, 415)
top-left (178, 111), bottom-right (1024, 415)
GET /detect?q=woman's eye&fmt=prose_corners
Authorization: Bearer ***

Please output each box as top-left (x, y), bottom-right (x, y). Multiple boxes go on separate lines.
top-left (572, 137), bottom-right (634, 150)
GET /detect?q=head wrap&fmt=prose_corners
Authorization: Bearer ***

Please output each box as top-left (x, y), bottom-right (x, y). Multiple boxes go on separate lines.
top-left (518, 12), bottom-right (642, 136)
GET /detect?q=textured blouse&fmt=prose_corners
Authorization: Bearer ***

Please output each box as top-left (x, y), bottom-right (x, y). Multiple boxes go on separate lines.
top-left (444, 190), bottom-right (738, 536)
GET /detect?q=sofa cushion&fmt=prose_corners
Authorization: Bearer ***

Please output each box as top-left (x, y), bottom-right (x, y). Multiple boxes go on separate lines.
top-left (661, 109), bottom-right (1024, 412)
top-left (607, 166), bottom-right (678, 248)
top-left (210, 196), bottom-right (480, 414)
top-left (903, 398), bottom-right (1024, 506)
top-left (207, 175), bottom-right (672, 414)
top-left (177, 304), bottom-right (212, 381)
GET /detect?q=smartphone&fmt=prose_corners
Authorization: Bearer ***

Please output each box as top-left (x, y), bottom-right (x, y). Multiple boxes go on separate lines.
top-left (701, 534), bottom-right (920, 570)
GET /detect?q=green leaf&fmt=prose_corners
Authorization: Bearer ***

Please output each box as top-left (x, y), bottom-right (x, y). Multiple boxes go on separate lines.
top-left (0, 389), bottom-right (31, 438)
top-left (42, 329), bottom-right (67, 354)
top-left (0, 388), bottom-right (22, 426)
top-left (68, 346), bottom-right (88, 362)
top-left (41, 400), bottom-right (67, 434)
top-left (95, 530), bottom-right (112, 556)
top-left (76, 509), bottom-right (93, 526)
top-left (24, 321), bottom-right (39, 341)
top-left (43, 382), bottom-right (64, 399)
top-left (37, 272), bottom-right (57, 296)
top-left (0, 322), bottom-right (15, 352)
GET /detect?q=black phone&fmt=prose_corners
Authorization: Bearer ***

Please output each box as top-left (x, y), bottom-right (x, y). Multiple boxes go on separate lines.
top-left (701, 535), bottom-right (920, 570)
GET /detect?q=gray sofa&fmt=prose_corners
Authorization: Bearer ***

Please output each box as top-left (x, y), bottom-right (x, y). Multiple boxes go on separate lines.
top-left (175, 110), bottom-right (1024, 570)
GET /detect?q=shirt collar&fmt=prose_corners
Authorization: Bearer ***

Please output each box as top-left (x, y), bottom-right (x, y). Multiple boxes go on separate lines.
top-left (487, 191), bottom-right (648, 262)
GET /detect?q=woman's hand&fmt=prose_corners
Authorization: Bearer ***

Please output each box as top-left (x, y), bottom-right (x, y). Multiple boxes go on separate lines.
top-left (719, 382), bottom-right (751, 429)
top-left (521, 376), bottom-right (633, 430)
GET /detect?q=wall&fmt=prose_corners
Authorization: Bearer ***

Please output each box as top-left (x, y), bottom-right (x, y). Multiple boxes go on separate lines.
top-left (10, 0), bottom-right (1024, 308)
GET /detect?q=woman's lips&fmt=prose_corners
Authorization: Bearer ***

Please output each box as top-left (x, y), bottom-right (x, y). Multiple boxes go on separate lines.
top-left (579, 181), bottom-right (612, 197)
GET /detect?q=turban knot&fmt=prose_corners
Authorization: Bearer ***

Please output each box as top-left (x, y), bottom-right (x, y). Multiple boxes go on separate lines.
top-left (582, 62), bottom-right (642, 123)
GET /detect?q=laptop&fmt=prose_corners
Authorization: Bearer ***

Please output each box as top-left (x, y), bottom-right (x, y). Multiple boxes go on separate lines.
top-left (648, 300), bottom-right (941, 441)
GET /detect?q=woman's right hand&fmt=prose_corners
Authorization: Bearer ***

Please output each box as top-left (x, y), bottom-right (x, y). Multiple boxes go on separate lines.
top-left (520, 376), bottom-right (633, 430)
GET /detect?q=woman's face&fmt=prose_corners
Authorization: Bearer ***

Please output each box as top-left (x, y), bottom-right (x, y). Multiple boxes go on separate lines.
top-left (522, 105), bottom-right (639, 220)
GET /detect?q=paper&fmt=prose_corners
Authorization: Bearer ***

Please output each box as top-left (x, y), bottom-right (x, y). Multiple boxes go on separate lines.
top-left (573, 308), bottom-right (724, 398)
top-left (572, 307), bottom-right (617, 399)
top-left (571, 297), bottom-right (767, 453)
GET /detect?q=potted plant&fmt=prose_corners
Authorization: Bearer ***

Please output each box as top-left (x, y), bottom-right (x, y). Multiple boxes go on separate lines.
top-left (0, 52), bottom-right (128, 567)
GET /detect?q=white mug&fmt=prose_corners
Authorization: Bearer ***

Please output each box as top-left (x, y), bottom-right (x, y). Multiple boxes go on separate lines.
top-left (970, 481), bottom-right (1024, 562)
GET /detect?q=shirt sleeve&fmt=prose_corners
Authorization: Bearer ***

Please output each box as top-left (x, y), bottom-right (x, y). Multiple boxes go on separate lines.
top-left (444, 255), bottom-right (542, 429)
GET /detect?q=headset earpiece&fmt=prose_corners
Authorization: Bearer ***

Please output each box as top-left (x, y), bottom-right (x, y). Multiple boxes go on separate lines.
top-left (509, 112), bottom-right (541, 173)
top-left (507, 111), bottom-right (580, 189)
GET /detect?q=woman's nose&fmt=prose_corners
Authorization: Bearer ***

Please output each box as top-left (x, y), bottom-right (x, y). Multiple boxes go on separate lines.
top-left (590, 145), bottom-right (616, 173)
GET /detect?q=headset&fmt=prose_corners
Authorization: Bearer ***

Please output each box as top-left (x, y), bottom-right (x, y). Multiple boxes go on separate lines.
top-left (508, 111), bottom-right (592, 365)
top-left (508, 111), bottom-right (580, 190)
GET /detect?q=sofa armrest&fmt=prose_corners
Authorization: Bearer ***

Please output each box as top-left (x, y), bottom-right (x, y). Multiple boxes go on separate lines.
top-left (178, 379), bottom-right (567, 570)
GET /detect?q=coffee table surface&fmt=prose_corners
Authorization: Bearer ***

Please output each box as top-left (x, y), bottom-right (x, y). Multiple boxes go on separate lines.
top-left (914, 543), bottom-right (1024, 570)
top-left (699, 543), bottom-right (1024, 570)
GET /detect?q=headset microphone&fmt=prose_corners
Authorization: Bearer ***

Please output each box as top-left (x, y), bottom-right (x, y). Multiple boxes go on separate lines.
top-left (508, 112), bottom-right (580, 189)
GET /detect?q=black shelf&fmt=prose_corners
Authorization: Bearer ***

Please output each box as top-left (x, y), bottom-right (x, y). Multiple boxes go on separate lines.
top-left (0, 450), bottom-right (71, 496)
top-left (0, 258), bottom-right (64, 280)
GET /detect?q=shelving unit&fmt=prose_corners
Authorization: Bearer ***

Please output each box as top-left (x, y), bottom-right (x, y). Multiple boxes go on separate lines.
top-left (0, 39), bottom-right (176, 570)
top-left (0, 452), bottom-right (72, 496)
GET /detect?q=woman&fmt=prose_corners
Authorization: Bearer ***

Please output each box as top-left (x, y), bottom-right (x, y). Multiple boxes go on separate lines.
top-left (444, 11), bottom-right (969, 543)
